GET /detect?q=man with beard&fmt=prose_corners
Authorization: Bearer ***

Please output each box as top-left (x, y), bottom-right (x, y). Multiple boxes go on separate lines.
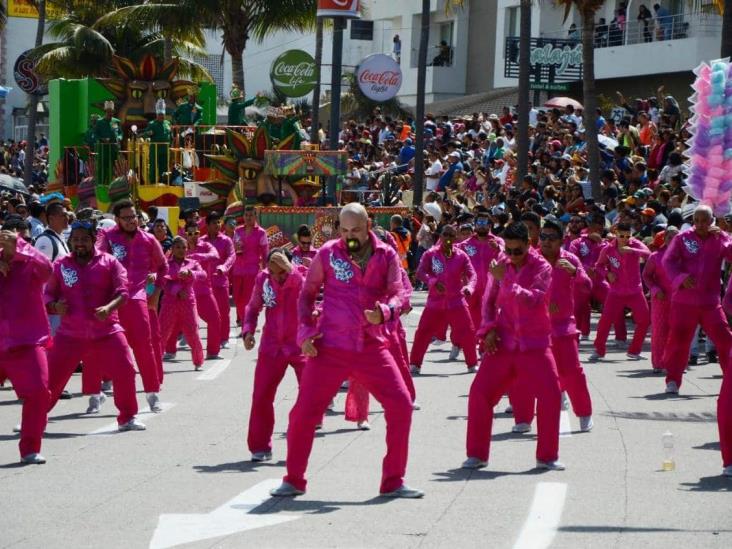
top-left (0, 215), bottom-right (52, 464)
top-left (96, 199), bottom-right (167, 413)
top-left (270, 203), bottom-right (421, 498)
top-left (46, 220), bottom-right (145, 432)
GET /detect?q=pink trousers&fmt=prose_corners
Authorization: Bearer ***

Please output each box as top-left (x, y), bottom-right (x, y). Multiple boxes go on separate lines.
top-left (283, 344), bottom-right (413, 493)
top-left (48, 333), bottom-right (138, 425)
top-left (232, 273), bottom-right (257, 323)
top-left (247, 351), bottom-right (305, 454)
top-left (511, 335), bottom-right (592, 424)
top-left (213, 285), bottom-right (231, 346)
top-left (119, 299), bottom-right (161, 393)
top-left (160, 297), bottom-right (204, 367)
top-left (195, 291), bottom-right (221, 357)
top-left (0, 345), bottom-right (49, 457)
top-left (718, 364), bottom-right (732, 467)
top-left (594, 290), bottom-right (649, 356)
top-left (650, 296), bottom-right (671, 370)
top-left (575, 278), bottom-right (627, 341)
top-left (662, 303), bottom-right (731, 388)
top-left (148, 307), bottom-right (164, 384)
top-left (467, 347), bottom-right (561, 463)
top-left (410, 304), bottom-right (477, 368)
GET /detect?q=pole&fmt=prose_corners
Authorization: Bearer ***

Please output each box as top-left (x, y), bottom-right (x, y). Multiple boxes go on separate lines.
top-left (326, 17), bottom-right (345, 206)
top-left (413, 0), bottom-right (430, 207)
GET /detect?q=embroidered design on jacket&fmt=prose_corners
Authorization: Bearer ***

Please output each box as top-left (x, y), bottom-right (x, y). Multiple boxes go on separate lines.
top-left (330, 252), bottom-right (354, 283)
top-left (432, 256), bottom-right (444, 274)
top-left (579, 242), bottom-right (590, 257)
top-left (61, 264), bottom-right (79, 287)
top-left (682, 237), bottom-right (699, 255)
top-left (262, 278), bottom-right (277, 308)
top-left (111, 243), bottom-right (127, 261)
top-left (608, 255), bottom-right (621, 269)
top-left (463, 244), bottom-right (477, 257)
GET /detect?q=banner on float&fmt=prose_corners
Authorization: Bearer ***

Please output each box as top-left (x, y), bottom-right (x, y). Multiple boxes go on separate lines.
top-left (317, 0), bottom-right (360, 18)
top-left (356, 54), bottom-right (402, 102)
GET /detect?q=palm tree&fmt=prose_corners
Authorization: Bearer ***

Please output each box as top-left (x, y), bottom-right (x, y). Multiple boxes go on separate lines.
top-left (515, 0), bottom-right (532, 188)
top-left (24, 0), bottom-right (47, 187)
top-left (555, 0), bottom-right (604, 199)
top-left (309, 17), bottom-right (324, 145)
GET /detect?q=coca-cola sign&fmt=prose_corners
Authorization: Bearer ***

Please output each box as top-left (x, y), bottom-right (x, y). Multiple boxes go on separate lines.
top-left (270, 50), bottom-right (318, 98)
top-left (356, 54), bottom-right (402, 102)
top-left (317, 0), bottom-right (359, 18)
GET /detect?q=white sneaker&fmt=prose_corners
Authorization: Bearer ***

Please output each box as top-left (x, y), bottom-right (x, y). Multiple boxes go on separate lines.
top-left (357, 421), bottom-right (371, 431)
top-left (221, 340), bottom-right (229, 349)
top-left (86, 393), bottom-right (106, 414)
top-left (12, 424), bottom-right (20, 433)
top-left (409, 364), bottom-right (421, 375)
top-left (512, 422), bottom-right (532, 433)
top-left (412, 401), bottom-right (421, 410)
top-left (118, 418), bottom-right (147, 432)
top-left (561, 391), bottom-right (570, 411)
top-left (251, 451), bottom-right (272, 462)
top-left (588, 351), bottom-right (603, 363)
top-left (536, 459), bottom-right (566, 471)
top-left (146, 392), bottom-right (162, 413)
top-left (461, 457), bottom-right (488, 469)
top-left (579, 415), bottom-right (594, 432)
top-left (723, 465), bottom-right (732, 477)
top-left (626, 353), bottom-right (643, 361)
top-left (431, 338), bottom-right (446, 347)
top-left (270, 481), bottom-right (304, 497)
top-left (467, 366), bottom-right (479, 374)
top-left (163, 352), bottom-right (176, 361)
top-left (380, 485), bottom-right (424, 498)
top-left (449, 345), bottom-right (460, 361)
top-left (21, 453), bottom-right (46, 465)
top-left (665, 381), bottom-right (679, 394)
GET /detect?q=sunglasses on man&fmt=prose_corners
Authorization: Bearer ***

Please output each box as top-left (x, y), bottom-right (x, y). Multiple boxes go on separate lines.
top-left (503, 246), bottom-right (526, 256)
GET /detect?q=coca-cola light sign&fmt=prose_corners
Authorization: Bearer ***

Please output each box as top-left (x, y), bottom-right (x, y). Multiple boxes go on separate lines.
top-left (356, 54), bottom-right (402, 102)
top-left (270, 50), bottom-right (318, 97)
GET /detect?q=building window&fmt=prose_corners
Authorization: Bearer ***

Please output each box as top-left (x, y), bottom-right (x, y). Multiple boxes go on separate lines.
top-left (194, 55), bottom-right (225, 99)
top-left (351, 20), bottom-right (374, 41)
top-left (505, 6), bottom-right (520, 39)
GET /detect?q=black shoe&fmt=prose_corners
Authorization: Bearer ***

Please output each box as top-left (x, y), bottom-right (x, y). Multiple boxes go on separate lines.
top-left (688, 355), bottom-right (698, 366)
top-left (59, 390), bottom-right (73, 400)
top-left (707, 351), bottom-right (718, 363)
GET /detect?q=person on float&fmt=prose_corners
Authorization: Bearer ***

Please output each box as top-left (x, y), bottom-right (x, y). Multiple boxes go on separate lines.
top-left (409, 224), bottom-right (478, 374)
top-left (589, 222), bottom-right (651, 362)
top-left (270, 203), bottom-right (421, 498)
top-left (0, 215), bottom-right (53, 464)
top-left (661, 205), bottom-right (732, 394)
top-left (200, 211), bottom-right (236, 349)
top-left (158, 237), bottom-right (206, 370)
top-left (46, 220), bottom-right (145, 432)
top-left (95, 199), bottom-right (167, 412)
top-left (463, 221), bottom-right (563, 471)
top-left (232, 205), bottom-right (269, 324)
top-left (641, 227), bottom-right (679, 373)
top-left (242, 248), bottom-right (307, 462)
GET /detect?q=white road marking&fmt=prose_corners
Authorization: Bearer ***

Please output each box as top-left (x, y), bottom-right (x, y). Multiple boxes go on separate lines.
top-left (196, 358), bottom-right (233, 381)
top-left (559, 410), bottom-right (573, 438)
top-left (149, 478), bottom-right (299, 549)
top-left (87, 402), bottom-right (175, 435)
top-left (513, 482), bottom-right (567, 549)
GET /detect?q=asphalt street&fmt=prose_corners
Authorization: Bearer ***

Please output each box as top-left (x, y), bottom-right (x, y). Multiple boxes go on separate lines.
top-left (1, 295), bottom-right (730, 549)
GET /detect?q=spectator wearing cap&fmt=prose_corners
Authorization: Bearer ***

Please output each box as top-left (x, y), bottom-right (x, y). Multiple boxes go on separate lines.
top-left (437, 151), bottom-right (463, 192)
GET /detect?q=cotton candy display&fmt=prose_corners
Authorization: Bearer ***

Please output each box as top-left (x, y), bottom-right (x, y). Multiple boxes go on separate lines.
top-left (685, 59), bottom-right (732, 217)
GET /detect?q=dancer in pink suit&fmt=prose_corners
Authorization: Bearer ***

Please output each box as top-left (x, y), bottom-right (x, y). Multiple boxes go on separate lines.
top-left (590, 223), bottom-right (651, 362)
top-left (46, 221), bottom-right (145, 432)
top-left (719, 273), bottom-right (732, 477)
top-left (463, 221), bottom-right (563, 471)
top-left (232, 206), bottom-right (268, 323)
top-left (270, 203), bottom-right (421, 499)
top-left (158, 237), bottom-right (206, 370)
top-left (201, 211), bottom-right (236, 349)
top-left (291, 224), bottom-right (318, 267)
top-left (662, 205), bottom-right (732, 394)
top-left (242, 249), bottom-right (306, 462)
top-left (641, 227), bottom-right (679, 373)
top-left (410, 224), bottom-right (478, 374)
top-left (0, 216), bottom-right (52, 464)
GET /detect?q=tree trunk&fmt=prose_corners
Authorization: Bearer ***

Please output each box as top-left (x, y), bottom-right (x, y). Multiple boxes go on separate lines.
top-left (516, 0), bottom-right (532, 188)
top-left (24, 0), bottom-right (45, 188)
top-left (310, 17), bottom-right (324, 145)
top-left (413, 0), bottom-right (430, 206)
top-left (581, 8), bottom-right (600, 200)
top-left (722, 0), bottom-right (732, 58)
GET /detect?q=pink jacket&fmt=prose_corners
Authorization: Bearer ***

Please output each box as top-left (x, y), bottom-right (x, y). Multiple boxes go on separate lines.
top-left (663, 228), bottom-right (732, 307)
top-left (569, 235), bottom-right (606, 273)
top-left (160, 257), bottom-right (206, 306)
top-left (547, 250), bottom-right (591, 337)
top-left (201, 233), bottom-right (235, 288)
top-left (45, 250), bottom-right (128, 340)
top-left (291, 245), bottom-right (318, 268)
top-left (243, 268), bottom-right (304, 357)
top-left (97, 226), bottom-right (167, 301)
top-left (479, 248), bottom-right (553, 351)
top-left (642, 248), bottom-right (672, 299)
top-left (417, 245), bottom-right (477, 310)
top-left (187, 240), bottom-right (219, 296)
top-left (595, 237), bottom-right (650, 296)
top-left (232, 225), bottom-right (269, 276)
top-left (298, 231), bottom-right (404, 352)
top-left (458, 234), bottom-right (503, 295)
top-left (0, 239), bottom-right (52, 352)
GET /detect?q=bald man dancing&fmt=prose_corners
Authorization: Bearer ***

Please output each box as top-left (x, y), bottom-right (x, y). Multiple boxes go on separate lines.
top-left (270, 203), bottom-right (422, 498)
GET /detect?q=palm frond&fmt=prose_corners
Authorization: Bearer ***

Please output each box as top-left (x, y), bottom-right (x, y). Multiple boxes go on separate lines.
top-left (175, 58), bottom-right (214, 83)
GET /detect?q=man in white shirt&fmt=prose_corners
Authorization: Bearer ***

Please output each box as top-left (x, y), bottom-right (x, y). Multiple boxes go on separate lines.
top-left (424, 151), bottom-right (443, 192)
top-left (34, 202), bottom-right (69, 262)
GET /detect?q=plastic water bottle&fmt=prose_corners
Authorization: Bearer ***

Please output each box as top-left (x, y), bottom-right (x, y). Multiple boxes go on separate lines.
top-left (662, 431), bottom-right (675, 471)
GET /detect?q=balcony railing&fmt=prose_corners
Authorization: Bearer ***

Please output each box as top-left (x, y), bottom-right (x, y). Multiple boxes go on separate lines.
top-left (540, 10), bottom-right (721, 49)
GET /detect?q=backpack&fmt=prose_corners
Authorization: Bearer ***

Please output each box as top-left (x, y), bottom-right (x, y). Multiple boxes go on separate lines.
top-left (33, 229), bottom-right (67, 261)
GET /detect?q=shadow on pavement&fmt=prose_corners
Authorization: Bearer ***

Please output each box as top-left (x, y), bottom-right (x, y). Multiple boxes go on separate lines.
top-left (431, 467), bottom-right (547, 482)
top-left (193, 460), bottom-right (286, 473)
top-left (693, 441), bottom-right (720, 451)
top-left (632, 393), bottom-right (709, 401)
top-left (251, 495), bottom-right (393, 516)
top-left (603, 411), bottom-right (716, 423)
top-left (679, 476), bottom-right (732, 492)
top-left (616, 369), bottom-right (665, 379)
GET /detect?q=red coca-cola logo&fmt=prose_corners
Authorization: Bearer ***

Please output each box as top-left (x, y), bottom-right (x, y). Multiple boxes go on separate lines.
top-left (358, 70), bottom-right (401, 86)
top-left (356, 54), bottom-right (402, 102)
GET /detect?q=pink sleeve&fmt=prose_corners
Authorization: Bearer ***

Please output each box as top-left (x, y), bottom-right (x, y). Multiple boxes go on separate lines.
top-left (259, 230), bottom-right (269, 267)
top-left (111, 258), bottom-right (130, 302)
top-left (16, 245), bottom-right (52, 284)
top-left (297, 250), bottom-right (326, 345)
top-left (508, 261), bottom-right (551, 306)
top-left (378, 249), bottom-right (405, 322)
top-left (95, 229), bottom-right (110, 254)
top-left (477, 277), bottom-right (499, 336)
top-left (151, 237), bottom-right (168, 283)
top-left (631, 239), bottom-right (652, 258)
top-left (220, 238), bottom-right (236, 273)
top-left (724, 280), bottom-right (732, 316)
top-left (44, 263), bottom-right (61, 306)
top-left (462, 254), bottom-right (477, 296)
top-left (595, 247), bottom-right (609, 280)
top-left (242, 272), bottom-right (265, 336)
top-left (571, 254), bottom-right (591, 294)
top-left (191, 261), bottom-right (207, 283)
top-left (662, 235), bottom-right (686, 291)
top-left (416, 249), bottom-right (438, 288)
top-left (642, 254), bottom-right (660, 296)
